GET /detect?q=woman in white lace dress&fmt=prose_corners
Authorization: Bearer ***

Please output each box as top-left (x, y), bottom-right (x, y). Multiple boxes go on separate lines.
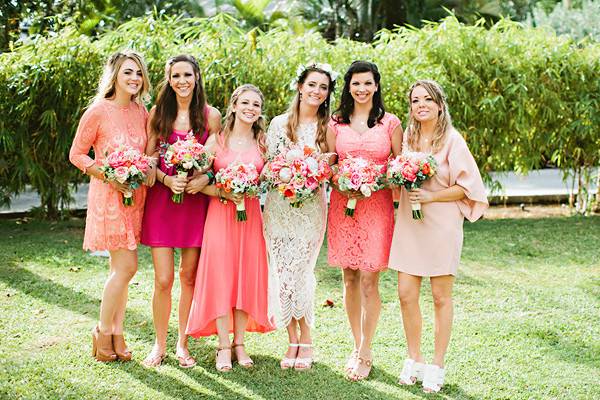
top-left (263, 62), bottom-right (337, 370)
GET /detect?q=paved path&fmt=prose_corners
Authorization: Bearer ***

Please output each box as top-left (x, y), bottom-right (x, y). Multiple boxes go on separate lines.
top-left (1, 168), bottom-right (597, 214)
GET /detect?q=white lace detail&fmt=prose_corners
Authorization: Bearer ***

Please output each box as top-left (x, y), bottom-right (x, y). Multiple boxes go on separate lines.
top-left (263, 114), bottom-right (327, 328)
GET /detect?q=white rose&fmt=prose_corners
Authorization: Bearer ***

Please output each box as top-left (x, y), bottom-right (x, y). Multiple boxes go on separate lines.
top-left (305, 157), bottom-right (318, 173)
top-left (285, 148), bottom-right (303, 162)
top-left (182, 161), bottom-right (194, 170)
top-left (360, 184), bottom-right (372, 197)
top-left (279, 167), bottom-right (292, 183)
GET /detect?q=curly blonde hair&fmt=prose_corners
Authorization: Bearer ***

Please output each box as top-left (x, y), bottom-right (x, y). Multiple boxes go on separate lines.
top-left (221, 84), bottom-right (266, 153)
top-left (93, 50), bottom-right (151, 105)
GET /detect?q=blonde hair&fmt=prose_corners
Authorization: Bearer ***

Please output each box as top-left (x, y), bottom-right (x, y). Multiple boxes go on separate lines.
top-left (406, 80), bottom-right (452, 154)
top-left (222, 84), bottom-right (266, 153)
top-left (285, 67), bottom-right (335, 151)
top-left (93, 50), bottom-right (151, 105)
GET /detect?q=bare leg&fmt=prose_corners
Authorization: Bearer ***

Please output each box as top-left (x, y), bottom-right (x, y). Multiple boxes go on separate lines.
top-left (232, 309), bottom-right (252, 365)
top-left (215, 313), bottom-right (232, 371)
top-left (342, 269), bottom-right (361, 349)
top-left (284, 319), bottom-right (299, 359)
top-left (430, 275), bottom-right (455, 368)
top-left (295, 317), bottom-right (313, 369)
top-left (176, 247), bottom-right (200, 360)
top-left (398, 272), bottom-right (424, 363)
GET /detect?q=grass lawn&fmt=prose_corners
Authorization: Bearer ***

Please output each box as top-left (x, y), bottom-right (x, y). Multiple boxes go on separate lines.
top-left (0, 216), bottom-right (599, 399)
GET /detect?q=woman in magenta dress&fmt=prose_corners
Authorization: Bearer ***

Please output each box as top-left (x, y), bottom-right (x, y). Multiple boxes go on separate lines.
top-left (69, 50), bottom-right (151, 362)
top-left (326, 61), bottom-right (402, 380)
top-left (140, 55), bottom-right (221, 368)
top-left (389, 80), bottom-right (487, 393)
top-left (186, 84), bottom-right (275, 372)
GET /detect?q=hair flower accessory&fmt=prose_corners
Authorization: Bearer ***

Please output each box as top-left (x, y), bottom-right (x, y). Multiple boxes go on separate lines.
top-left (288, 61), bottom-right (340, 91)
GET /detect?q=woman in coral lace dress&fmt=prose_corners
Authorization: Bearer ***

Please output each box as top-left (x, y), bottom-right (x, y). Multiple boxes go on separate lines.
top-left (186, 84), bottom-right (275, 372)
top-left (69, 50), bottom-right (151, 362)
top-left (140, 55), bottom-right (221, 368)
top-left (390, 80), bottom-right (488, 393)
top-left (326, 61), bottom-right (402, 380)
top-left (263, 62), bottom-right (337, 371)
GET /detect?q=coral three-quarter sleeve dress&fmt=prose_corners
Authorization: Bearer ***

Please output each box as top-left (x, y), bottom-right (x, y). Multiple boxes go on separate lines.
top-left (186, 135), bottom-right (276, 338)
top-left (327, 112), bottom-right (401, 272)
top-left (69, 99), bottom-right (148, 251)
top-left (388, 129), bottom-right (488, 276)
top-left (140, 106), bottom-right (210, 248)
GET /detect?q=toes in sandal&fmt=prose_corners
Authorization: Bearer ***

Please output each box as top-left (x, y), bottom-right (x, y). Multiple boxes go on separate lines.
top-left (176, 352), bottom-right (197, 369)
top-left (398, 358), bottom-right (425, 385)
top-left (232, 343), bottom-right (254, 368)
top-left (348, 357), bottom-right (373, 381)
top-left (422, 364), bottom-right (445, 393)
top-left (294, 343), bottom-right (313, 371)
top-left (344, 349), bottom-right (359, 373)
top-left (142, 350), bottom-right (166, 368)
top-left (215, 346), bottom-right (232, 372)
top-left (280, 343), bottom-right (299, 370)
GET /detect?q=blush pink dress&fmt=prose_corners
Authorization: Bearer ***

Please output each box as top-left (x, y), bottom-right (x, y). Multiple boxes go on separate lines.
top-left (69, 99), bottom-right (148, 251)
top-left (327, 112), bottom-right (401, 272)
top-left (186, 135), bottom-right (276, 337)
top-left (388, 129), bottom-right (488, 276)
top-left (140, 107), bottom-right (210, 248)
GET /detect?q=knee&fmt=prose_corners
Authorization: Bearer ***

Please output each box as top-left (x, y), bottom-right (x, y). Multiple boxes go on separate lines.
top-left (343, 272), bottom-right (360, 290)
top-left (179, 267), bottom-right (196, 287)
top-left (117, 263), bottom-right (137, 282)
top-left (398, 289), bottom-right (418, 306)
top-left (360, 276), bottom-right (379, 297)
top-left (155, 274), bottom-right (174, 292)
top-left (432, 292), bottom-right (452, 309)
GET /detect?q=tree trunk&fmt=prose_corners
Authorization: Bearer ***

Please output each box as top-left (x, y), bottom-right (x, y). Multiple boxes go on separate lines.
top-left (380, 0), bottom-right (406, 29)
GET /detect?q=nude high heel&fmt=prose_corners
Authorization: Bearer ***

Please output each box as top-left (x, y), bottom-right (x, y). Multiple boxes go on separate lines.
top-left (112, 334), bottom-right (132, 361)
top-left (91, 325), bottom-right (117, 362)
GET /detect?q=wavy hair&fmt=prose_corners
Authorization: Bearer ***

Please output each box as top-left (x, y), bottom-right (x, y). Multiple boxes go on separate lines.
top-left (285, 67), bottom-right (335, 151)
top-left (406, 80), bottom-right (452, 154)
top-left (93, 50), bottom-right (150, 105)
top-left (150, 54), bottom-right (207, 140)
top-left (332, 60), bottom-right (385, 128)
top-left (221, 84), bottom-right (266, 153)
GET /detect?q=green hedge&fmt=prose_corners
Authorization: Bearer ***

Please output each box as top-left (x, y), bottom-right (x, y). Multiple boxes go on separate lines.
top-left (1, 14), bottom-right (599, 216)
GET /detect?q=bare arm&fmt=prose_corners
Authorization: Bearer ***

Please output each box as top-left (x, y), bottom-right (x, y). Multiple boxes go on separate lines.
top-left (408, 185), bottom-right (466, 204)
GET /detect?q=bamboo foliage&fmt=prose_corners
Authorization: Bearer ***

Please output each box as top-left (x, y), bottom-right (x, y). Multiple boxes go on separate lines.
top-left (0, 14), bottom-right (598, 216)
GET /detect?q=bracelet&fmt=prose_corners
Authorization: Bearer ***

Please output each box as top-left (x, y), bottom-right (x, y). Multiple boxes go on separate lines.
top-left (205, 170), bottom-right (215, 185)
top-left (160, 173), bottom-right (167, 185)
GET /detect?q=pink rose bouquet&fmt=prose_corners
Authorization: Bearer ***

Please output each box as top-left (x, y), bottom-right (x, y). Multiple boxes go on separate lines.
top-left (163, 132), bottom-right (214, 204)
top-left (215, 163), bottom-right (261, 222)
top-left (387, 151), bottom-right (437, 219)
top-left (100, 146), bottom-right (150, 206)
top-left (262, 145), bottom-right (332, 208)
top-left (333, 156), bottom-right (386, 217)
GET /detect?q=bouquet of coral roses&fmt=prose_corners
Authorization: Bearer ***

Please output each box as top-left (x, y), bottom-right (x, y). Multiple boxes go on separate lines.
top-left (100, 145), bottom-right (150, 207)
top-left (262, 145), bottom-right (332, 208)
top-left (387, 152), bottom-right (437, 219)
top-left (215, 163), bottom-right (261, 222)
top-left (163, 133), bottom-right (214, 204)
top-left (334, 156), bottom-right (386, 217)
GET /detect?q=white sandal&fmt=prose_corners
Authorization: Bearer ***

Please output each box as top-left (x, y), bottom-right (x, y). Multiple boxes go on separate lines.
top-left (294, 343), bottom-right (314, 371)
top-left (280, 343), bottom-right (299, 370)
top-left (398, 358), bottom-right (425, 385)
top-left (422, 364), bottom-right (445, 393)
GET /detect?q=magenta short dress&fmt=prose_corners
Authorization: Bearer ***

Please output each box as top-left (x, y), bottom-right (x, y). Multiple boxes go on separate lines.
top-left (140, 109), bottom-right (210, 248)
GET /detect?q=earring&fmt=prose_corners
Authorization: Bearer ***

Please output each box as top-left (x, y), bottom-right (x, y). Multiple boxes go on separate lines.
top-left (299, 92), bottom-right (303, 101)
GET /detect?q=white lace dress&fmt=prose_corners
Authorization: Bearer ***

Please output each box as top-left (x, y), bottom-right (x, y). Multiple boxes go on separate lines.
top-left (263, 114), bottom-right (327, 328)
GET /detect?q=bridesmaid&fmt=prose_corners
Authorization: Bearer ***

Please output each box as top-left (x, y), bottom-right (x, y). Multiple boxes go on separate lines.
top-left (389, 80), bottom-right (488, 393)
top-left (326, 61), bottom-right (402, 380)
top-left (69, 50), bottom-right (151, 362)
top-left (141, 55), bottom-right (221, 368)
top-left (263, 62), bottom-right (336, 370)
top-left (186, 84), bottom-right (275, 372)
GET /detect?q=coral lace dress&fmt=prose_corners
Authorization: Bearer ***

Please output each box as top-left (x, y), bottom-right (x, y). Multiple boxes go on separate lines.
top-left (186, 136), bottom-right (275, 337)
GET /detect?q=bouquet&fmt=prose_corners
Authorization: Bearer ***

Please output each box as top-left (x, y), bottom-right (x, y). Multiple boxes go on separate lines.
top-left (262, 145), bottom-right (332, 208)
top-left (215, 163), bottom-right (261, 221)
top-left (163, 133), bottom-right (214, 204)
top-left (100, 146), bottom-right (150, 206)
top-left (333, 156), bottom-right (386, 217)
top-left (387, 152), bottom-right (437, 219)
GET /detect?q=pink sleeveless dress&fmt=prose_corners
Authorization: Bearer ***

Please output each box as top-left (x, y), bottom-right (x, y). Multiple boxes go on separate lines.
top-left (140, 110), bottom-right (210, 248)
top-left (69, 99), bottom-right (148, 251)
top-left (327, 113), bottom-right (400, 272)
top-left (186, 136), bottom-right (275, 337)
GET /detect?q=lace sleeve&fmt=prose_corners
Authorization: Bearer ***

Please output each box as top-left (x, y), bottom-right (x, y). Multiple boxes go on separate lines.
top-left (69, 106), bottom-right (101, 173)
top-left (265, 114), bottom-right (289, 158)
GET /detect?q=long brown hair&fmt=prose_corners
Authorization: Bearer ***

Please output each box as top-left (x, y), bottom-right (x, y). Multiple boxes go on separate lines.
top-left (285, 66), bottom-right (335, 151)
top-left (93, 50), bottom-right (151, 105)
top-left (150, 55), bottom-right (206, 140)
top-left (406, 80), bottom-right (452, 153)
top-left (221, 84), bottom-right (266, 153)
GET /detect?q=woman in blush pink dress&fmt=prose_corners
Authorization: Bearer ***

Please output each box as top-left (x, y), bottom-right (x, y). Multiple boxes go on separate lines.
top-left (186, 84), bottom-right (275, 372)
top-left (326, 61), bottom-right (402, 380)
top-left (69, 50), bottom-right (151, 362)
top-left (389, 80), bottom-right (488, 393)
top-left (140, 55), bottom-right (221, 368)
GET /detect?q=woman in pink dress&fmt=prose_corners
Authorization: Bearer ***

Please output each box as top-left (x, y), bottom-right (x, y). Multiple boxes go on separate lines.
top-left (186, 84), bottom-right (275, 372)
top-left (69, 50), bottom-right (151, 362)
top-left (389, 80), bottom-right (488, 393)
top-left (140, 55), bottom-right (221, 368)
top-left (326, 61), bottom-right (402, 380)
